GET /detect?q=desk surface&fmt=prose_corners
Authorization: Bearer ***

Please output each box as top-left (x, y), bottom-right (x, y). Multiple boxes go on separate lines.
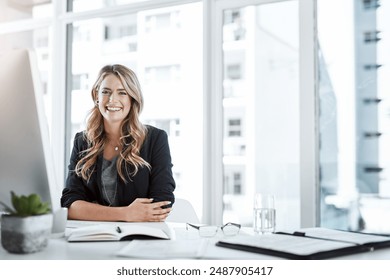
top-left (1, 222), bottom-right (390, 260)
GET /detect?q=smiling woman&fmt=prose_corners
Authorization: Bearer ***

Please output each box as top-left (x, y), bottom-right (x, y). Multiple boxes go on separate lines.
top-left (61, 64), bottom-right (176, 222)
top-left (96, 70), bottom-right (133, 128)
top-left (97, 75), bottom-right (132, 127)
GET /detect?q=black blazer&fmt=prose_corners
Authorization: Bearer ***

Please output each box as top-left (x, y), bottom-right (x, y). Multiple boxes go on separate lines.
top-left (61, 125), bottom-right (175, 208)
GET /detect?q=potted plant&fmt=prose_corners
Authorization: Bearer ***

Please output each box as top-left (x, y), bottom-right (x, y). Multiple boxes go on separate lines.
top-left (0, 191), bottom-right (52, 254)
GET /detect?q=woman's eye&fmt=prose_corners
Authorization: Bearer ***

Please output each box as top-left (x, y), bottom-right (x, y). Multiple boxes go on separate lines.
top-left (101, 90), bottom-right (110, 95)
top-left (119, 91), bottom-right (127, 95)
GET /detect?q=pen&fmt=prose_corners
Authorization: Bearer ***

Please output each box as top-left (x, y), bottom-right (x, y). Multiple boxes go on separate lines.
top-left (116, 226), bottom-right (122, 233)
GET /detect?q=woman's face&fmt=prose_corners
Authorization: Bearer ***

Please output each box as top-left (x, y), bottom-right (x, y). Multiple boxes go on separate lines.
top-left (97, 74), bottom-right (132, 126)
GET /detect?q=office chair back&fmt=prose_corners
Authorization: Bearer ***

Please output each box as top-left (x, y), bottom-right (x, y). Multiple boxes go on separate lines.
top-left (166, 198), bottom-right (200, 224)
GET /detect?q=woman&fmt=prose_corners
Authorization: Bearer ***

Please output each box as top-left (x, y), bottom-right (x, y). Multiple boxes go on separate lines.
top-left (61, 64), bottom-right (175, 222)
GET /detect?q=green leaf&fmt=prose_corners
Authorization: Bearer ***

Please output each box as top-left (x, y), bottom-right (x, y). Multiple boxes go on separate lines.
top-left (27, 194), bottom-right (40, 214)
top-left (34, 203), bottom-right (50, 215)
top-left (18, 196), bottom-right (30, 216)
top-left (11, 191), bottom-right (18, 211)
top-left (0, 201), bottom-right (14, 214)
top-left (6, 191), bottom-right (51, 216)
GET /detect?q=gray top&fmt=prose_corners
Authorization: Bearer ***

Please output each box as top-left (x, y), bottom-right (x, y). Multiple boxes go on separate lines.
top-left (101, 156), bottom-right (119, 206)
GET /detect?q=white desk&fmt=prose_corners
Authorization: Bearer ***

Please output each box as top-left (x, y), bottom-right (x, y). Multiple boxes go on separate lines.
top-left (1, 222), bottom-right (390, 260)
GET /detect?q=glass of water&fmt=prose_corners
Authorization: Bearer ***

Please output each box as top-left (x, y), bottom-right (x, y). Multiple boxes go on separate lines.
top-left (253, 194), bottom-right (276, 234)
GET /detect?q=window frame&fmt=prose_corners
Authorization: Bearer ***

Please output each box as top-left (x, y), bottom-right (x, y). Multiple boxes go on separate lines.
top-left (213, 0), bottom-right (318, 226)
top-left (0, 0), bottom-right (318, 226)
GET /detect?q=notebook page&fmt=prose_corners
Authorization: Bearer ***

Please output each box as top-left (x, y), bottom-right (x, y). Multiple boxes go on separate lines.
top-left (299, 228), bottom-right (390, 245)
top-left (218, 234), bottom-right (354, 256)
top-left (117, 239), bottom-right (208, 259)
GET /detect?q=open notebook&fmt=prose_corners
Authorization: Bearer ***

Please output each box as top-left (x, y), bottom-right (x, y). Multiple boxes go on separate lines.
top-left (66, 221), bottom-right (173, 242)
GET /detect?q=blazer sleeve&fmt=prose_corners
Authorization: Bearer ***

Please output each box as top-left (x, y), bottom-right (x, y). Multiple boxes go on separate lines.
top-left (60, 132), bottom-right (98, 208)
top-left (146, 128), bottom-right (176, 205)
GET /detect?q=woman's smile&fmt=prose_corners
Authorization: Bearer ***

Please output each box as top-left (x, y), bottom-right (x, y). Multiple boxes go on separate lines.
top-left (97, 74), bottom-right (132, 125)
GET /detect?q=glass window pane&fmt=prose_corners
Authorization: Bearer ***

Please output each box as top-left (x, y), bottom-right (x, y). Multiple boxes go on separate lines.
top-left (222, 1), bottom-right (300, 229)
top-left (0, 28), bottom-right (52, 131)
top-left (319, 0), bottom-right (390, 233)
top-left (67, 2), bottom-right (203, 218)
top-left (0, 1), bottom-right (52, 23)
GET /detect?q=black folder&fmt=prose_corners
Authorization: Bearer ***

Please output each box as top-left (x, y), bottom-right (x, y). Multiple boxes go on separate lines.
top-left (215, 227), bottom-right (390, 260)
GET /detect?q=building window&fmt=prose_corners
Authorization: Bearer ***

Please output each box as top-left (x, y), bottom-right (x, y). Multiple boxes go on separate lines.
top-left (41, 53), bottom-right (49, 61)
top-left (173, 119), bottom-right (180, 137)
top-left (363, 98), bottom-right (382, 104)
top-left (228, 119), bottom-right (241, 137)
top-left (224, 170), bottom-right (243, 195)
top-left (145, 11), bottom-right (180, 33)
top-left (104, 24), bottom-right (136, 40)
top-left (364, 132), bottom-right (382, 138)
top-left (73, 26), bottom-right (91, 42)
top-left (72, 73), bottom-right (89, 90)
top-left (120, 25), bottom-right (137, 37)
top-left (154, 13), bottom-right (171, 28)
top-left (224, 10), bottom-right (241, 25)
top-left (223, 9), bottom-right (246, 41)
top-left (127, 43), bottom-right (137, 52)
top-left (233, 172), bottom-right (242, 194)
top-left (145, 65), bottom-right (180, 84)
top-left (362, 0), bottom-right (380, 10)
top-left (364, 31), bottom-right (381, 43)
top-left (146, 119), bottom-right (181, 137)
top-left (226, 64), bottom-right (242, 80)
top-left (364, 64), bottom-right (382, 70)
top-left (36, 36), bottom-right (48, 48)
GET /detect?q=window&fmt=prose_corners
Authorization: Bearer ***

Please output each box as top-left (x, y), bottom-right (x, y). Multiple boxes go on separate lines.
top-left (363, 98), bottom-right (382, 104)
top-left (105, 24), bottom-right (137, 40)
top-left (364, 31), bottom-right (381, 43)
top-left (72, 74), bottom-right (89, 90)
top-left (223, 9), bottom-right (246, 41)
top-left (233, 173), bottom-right (242, 194)
top-left (66, 2), bottom-right (203, 220)
top-left (73, 26), bottom-right (91, 42)
top-left (226, 64), bottom-right (242, 80)
top-left (224, 169), bottom-right (244, 195)
top-left (145, 119), bottom-right (181, 138)
top-left (318, 0), bottom-right (390, 233)
top-left (144, 65), bottom-right (181, 84)
top-left (222, 1), bottom-right (300, 228)
top-left (364, 64), bottom-right (382, 70)
top-left (228, 119), bottom-right (241, 137)
top-left (145, 11), bottom-right (180, 33)
top-left (2, 0), bottom-right (361, 228)
top-left (362, 0), bottom-right (380, 10)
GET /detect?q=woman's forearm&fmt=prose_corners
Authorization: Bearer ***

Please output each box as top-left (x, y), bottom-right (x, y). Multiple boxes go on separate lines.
top-left (68, 199), bottom-right (171, 222)
top-left (68, 200), bottom-right (126, 221)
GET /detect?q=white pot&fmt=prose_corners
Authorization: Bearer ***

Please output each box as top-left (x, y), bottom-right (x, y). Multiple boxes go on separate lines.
top-left (1, 214), bottom-right (53, 254)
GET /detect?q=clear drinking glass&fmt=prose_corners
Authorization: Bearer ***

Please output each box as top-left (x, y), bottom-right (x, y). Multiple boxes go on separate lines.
top-left (253, 194), bottom-right (276, 234)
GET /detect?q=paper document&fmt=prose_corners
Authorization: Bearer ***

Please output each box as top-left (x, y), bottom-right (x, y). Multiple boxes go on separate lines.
top-left (66, 221), bottom-right (174, 241)
top-left (117, 239), bottom-right (209, 259)
top-left (216, 227), bottom-right (390, 259)
top-left (290, 228), bottom-right (390, 245)
top-left (218, 234), bottom-right (354, 256)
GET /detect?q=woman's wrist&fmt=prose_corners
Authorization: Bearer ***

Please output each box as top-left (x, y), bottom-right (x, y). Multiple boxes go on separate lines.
top-left (115, 205), bottom-right (132, 222)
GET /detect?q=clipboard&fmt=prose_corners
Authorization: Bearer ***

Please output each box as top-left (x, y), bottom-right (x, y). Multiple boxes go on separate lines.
top-left (216, 227), bottom-right (390, 259)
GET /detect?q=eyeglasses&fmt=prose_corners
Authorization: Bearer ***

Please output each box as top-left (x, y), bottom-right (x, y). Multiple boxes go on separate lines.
top-left (186, 222), bottom-right (241, 237)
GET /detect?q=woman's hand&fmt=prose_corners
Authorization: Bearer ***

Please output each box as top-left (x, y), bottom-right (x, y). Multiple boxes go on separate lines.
top-left (123, 198), bottom-right (172, 222)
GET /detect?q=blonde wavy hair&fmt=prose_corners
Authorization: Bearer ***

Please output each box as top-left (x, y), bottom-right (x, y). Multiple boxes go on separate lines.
top-left (75, 64), bottom-right (151, 182)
